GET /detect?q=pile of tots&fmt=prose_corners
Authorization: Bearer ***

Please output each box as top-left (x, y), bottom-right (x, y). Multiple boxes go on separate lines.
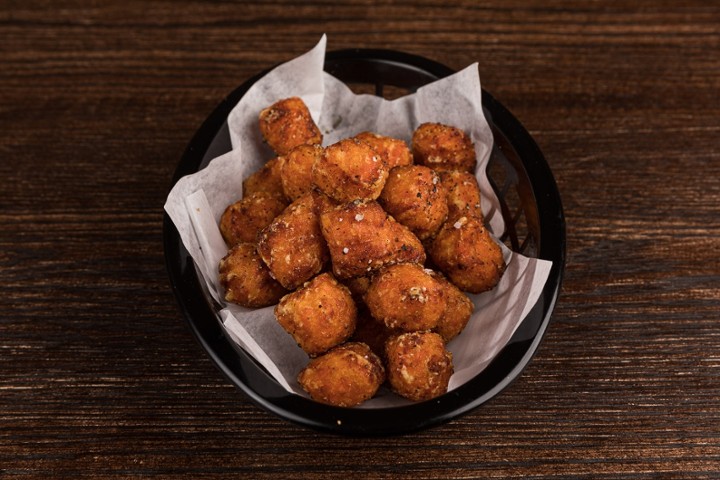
top-left (218, 97), bottom-right (506, 407)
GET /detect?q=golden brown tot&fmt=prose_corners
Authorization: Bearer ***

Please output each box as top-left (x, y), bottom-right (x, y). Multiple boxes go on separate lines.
top-left (431, 272), bottom-right (475, 342)
top-left (350, 309), bottom-right (400, 360)
top-left (242, 157), bottom-right (286, 200)
top-left (378, 165), bottom-right (448, 241)
top-left (258, 97), bottom-right (322, 156)
top-left (297, 342), bottom-right (385, 407)
top-left (319, 200), bottom-right (425, 279)
top-left (365, 263), bottom-right (447, 332)
top-left (440, 169), bottom-right (484, 222)
top-left (341, 275), bottom-right (372, 306)
top-left (412, 122), bottom-right (477, 173)
top-left (279, 143), bottom-right (324, 201)
top-left (219, 192), bottom-right (288, 247)
top-left (429, 215), bottom-right (505, 293)
top-left (219, 243), bottom-right (288, 308)
top-left (354, 131), bottom-right (413, 170)
top-left (275, 273), bottom-right (357, 357)
top-left (256, 192), bottom-right (329, 290)
top-left (385, 331), bottom-right (453, 402)
top-left (312, 138), bottom-right (389, 203)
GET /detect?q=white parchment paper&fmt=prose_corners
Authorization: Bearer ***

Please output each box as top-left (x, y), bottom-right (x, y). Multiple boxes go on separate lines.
top-left (164, 35), bottom-right (553, 407)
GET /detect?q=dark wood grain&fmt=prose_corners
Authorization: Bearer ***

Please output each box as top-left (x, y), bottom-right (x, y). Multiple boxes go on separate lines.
top-left (1, 0), bottom-right (719, 478)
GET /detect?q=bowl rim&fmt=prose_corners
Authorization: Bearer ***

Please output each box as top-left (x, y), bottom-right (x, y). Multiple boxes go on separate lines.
top-left (163, 48), bottom-right (566, 435)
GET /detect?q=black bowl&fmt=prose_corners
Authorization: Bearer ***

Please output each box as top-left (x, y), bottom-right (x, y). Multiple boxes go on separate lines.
top-left (163, 49), bottom-right (566, 435)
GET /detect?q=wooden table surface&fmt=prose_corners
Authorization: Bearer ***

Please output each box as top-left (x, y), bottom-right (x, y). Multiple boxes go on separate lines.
top-left (2, 1), bottom-right (719, 478)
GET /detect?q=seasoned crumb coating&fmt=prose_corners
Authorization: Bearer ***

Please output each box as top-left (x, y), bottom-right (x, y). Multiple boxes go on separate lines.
top-left (354, 131), bottom-right (413, 170)
top-left (219, 243), bottom-right (288, 308)
top-left (411, 122), bottom-right (476, 173)
top-left (350, 308), bottom-right (400, 360)
top-left (429, 215), bottom-right (506, 293)
top-left (257, 191), bottom-right (329, 290)
top-left (258, 96), bottom-right (322, 156)
top-left (440, 169), bottom-right (484, 222)
top-left (430, 272), bottom-right (475, 342)
top-left (219, 192), bottom-right (288, 247)
top-left (312, 137), bottom-right (389, 203)
top-left (365, 263), bottom-right (446, 332)
top-left (242, 156), bottom-right (286, 200)
top-left (385, 331), bottom-right (453, 402)
top-left (280, 143), bottom-right (324, 201)
top-left (297, 342), bottom-right (385, 407)
top-left (275, 272), bottom-right (357, 357)
top-left (378, 165), bottom-right (448, 241)
top-left (319, 200), bottom-right (425, 279)
top-left (341, 275), bottom-right (372, 306)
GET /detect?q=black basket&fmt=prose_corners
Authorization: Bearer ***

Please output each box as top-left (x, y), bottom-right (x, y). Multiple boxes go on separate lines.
top-left (163, 49), bottom-right (566, 435)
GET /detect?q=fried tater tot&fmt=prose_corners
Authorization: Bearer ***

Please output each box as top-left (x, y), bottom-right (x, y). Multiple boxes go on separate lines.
top-left (258, 97), bottom-right (322, 156)
top-left (319, 200), bottom-right (425, 279)
top-left (219, 243), bottom-right (288, 308)
top-left (280, 143), bottom-right (324, 201)
top-left (430, 271), bottom-right (475, 342)
top-left (429, 215), bottom-right (506, 293)
top-left (365, 263), bottom-right (447, 332)
top-left (312, 138), bottom-right (389, 203)
top-left (242, 156), bottom-right (286, 200)
top-left (385, 331), bottom-right (453, 402)
top-left (411, 122), bottom-right (477, 173)
top-left (257, 191), bottom-right (329, 290)
top-left (350, 308), bottom-right (400, 360)
top-left (219, 192), bottom-right (289, 247)
top-left (440, 170), bottom-right (484, 222)
top-left (342, 275), bottom-right (372, 306)
top-left (275, 272), bottom-right (357, 357)
top-left (378, 165), bottom-right (448, 241)
top-left (354, 131), bottom-right (413, 170)
top-left (298, 342), bottom-right (385, 407)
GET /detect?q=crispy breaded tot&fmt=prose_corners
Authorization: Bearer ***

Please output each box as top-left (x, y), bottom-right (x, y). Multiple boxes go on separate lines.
top-left (219, 192), bottom-right (288, 247)
top-left (257, 192), bottom-right (329, 290)
top-left (341, 275), bottom-right (372, 306)
top-left (258, 97), bottom-right (322, 156)
top-left (430, 272), bottom-right (475, 342)
top-left (319, 200), bottom-right (425, 279)
top-left (275, 273), bottom-right (356, 357)
top-left (280, 143), bottom-right (324, 201)
top-left (354, 131), bottom-right (413, 170)
top-left (378, 165), bottom-right (448, 241)
top-left (440, 170), bottom-right (484, 222)
top-left (412, 122), bottom-right (477, 173)
top-left (350, 309), bottom-right (400, 360)
top-left (298, 342), bottom-right (385, 407)
top-left (365, 263), bottom-right (447, 332)
top-left (312, 138), bottom-right (389, 203)
top-left (385, 331), bottom-right (453, 402)
top-left (242, 156), bottom-right (286, 200)
top-left (219, 243), bottom-right (288, 308)
top-left (429, 216), bottom-right (506, 293)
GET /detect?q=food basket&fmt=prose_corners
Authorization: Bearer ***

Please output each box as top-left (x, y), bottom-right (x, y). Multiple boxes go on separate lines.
top-left (163, 48), bottom-right (566, 435)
